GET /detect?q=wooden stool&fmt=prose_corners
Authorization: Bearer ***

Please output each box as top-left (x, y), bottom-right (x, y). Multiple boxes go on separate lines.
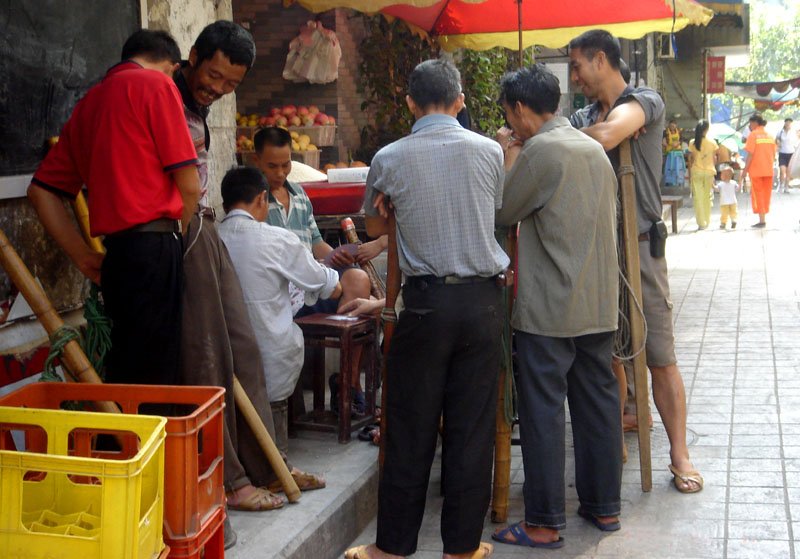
top-left (661, 195), bottom-right (683, 234)
top-left (292, 313), bottom-right (378, 443)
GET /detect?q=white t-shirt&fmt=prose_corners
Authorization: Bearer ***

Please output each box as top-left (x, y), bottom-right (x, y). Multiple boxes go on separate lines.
top-left (776, 128), bottom-right (799, 154)
top-left (716, 180), bottom-right (738, 205)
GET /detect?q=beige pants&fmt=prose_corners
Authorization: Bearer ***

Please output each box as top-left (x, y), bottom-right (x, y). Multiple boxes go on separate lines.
top-left (720, 203), bottom-right (738, 224)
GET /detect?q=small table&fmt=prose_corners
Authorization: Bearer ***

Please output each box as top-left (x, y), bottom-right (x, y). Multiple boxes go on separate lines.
top-left (661, 195), bottom-right (683, 234)
top-left (292, 313), bottom-right (378, 443)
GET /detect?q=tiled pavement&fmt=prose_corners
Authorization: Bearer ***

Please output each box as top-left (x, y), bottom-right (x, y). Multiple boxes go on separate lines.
top-left (345, 188), bottom-right (800, 559)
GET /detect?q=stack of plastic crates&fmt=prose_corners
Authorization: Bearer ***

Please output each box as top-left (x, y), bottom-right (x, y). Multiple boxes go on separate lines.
top-left (0, 383), bottom-right (226, 559)
top-left (0, 405), bottom-right (167, 559)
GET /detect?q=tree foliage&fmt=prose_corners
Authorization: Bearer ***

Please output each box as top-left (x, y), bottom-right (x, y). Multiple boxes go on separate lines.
top-left (713, 0), bottom-right (800, 129)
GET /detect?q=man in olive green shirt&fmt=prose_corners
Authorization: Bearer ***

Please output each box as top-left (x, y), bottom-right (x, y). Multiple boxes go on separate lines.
top-left (492, 64), bottom-right (622, 550)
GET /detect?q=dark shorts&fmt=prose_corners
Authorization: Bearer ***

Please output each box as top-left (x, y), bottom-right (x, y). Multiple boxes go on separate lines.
top-left (779, 152), bottom-right (792, 167)
top-left (294, 265), bottom-right (357, 317)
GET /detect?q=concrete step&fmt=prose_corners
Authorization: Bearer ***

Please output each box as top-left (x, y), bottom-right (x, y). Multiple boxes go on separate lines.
top-left (226, 430), bottom-right (379, 559)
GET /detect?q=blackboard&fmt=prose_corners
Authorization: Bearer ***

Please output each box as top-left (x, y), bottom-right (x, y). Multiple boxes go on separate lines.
top-left (0, 1), bottom-right (139, 176)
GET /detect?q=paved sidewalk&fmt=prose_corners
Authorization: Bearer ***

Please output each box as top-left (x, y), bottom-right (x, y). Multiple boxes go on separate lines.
top-left (345, 189), bottom-right (800, 559)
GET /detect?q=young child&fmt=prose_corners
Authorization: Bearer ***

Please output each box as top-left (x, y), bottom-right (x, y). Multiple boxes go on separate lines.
top-left (715, 164), bottom-right (739, 229)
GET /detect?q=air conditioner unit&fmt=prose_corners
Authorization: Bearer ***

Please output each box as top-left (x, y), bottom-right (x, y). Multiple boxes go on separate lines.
top-left (657, 33), bottom-right (676, 60)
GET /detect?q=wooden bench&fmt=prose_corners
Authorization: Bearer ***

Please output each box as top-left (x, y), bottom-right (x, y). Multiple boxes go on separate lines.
top-left (661, 195), bottom-right (683, 234)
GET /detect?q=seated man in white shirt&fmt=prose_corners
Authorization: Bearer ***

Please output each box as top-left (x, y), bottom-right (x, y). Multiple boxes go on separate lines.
top-left (218, 166), bottom-right (341, 452)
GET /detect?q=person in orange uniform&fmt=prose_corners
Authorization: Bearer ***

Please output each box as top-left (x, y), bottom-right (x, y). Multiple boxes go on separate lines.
top-left (740, 113), bottom-right (777, 228)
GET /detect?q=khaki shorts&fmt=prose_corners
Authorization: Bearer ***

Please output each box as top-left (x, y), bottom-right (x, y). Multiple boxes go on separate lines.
top-left (638, 240), bottom-right (677, 368)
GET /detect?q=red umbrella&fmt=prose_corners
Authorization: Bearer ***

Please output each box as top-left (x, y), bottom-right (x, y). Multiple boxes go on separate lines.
top-left (288, 0), bottom-right (713, 53)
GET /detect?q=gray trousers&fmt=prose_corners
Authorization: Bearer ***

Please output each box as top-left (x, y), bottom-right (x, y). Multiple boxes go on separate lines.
top-left (181, 213), bottom-right (290, 491)
top-left (515, 330), bottom-right (622, 529)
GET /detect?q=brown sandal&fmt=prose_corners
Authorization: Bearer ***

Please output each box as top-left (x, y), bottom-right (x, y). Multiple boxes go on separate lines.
top-left (227, 486), bottom-right (285, 511)
top-left (267, 470), bottom-right (326, 493)
top-left (669, 464), bottom-right (704, 493)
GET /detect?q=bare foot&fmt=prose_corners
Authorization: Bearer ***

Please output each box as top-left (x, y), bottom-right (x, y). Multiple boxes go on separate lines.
top-left (670, 456), bottom-right (702, 492)
top-left (622, 413), bottom-right (653, 432)
top-left (493, 523), bottom-right (560, 546)
top-left (443, 542), bottom-right (492, 558)
top-left (344, 543), bottom-right (402, 559)
top-left (226, 484), bottom-right (284, 510)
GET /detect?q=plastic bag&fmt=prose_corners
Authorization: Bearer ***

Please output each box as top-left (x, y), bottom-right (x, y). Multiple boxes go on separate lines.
top-left (788, 143), bottom-right (800, 179)
top-left (283, 21), bottom-right (341, 84)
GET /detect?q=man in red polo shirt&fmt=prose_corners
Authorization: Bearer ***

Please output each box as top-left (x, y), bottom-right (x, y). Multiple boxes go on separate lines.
top-left (27, 29), bottom-right (200, 386)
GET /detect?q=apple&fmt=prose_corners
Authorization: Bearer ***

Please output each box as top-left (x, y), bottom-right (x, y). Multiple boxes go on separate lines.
top-left (281, 105), bottom-right (297, 117)
top-left (297, 106), bottom-right (309, 117)
top-left (263, 116), bottom-right (276, 126)
top-left (314, 113), bottom-right (329, 125)
top-left (258, 116), bottom-right (271, 127)
top-left (269, 107), bottom-right (281, 117)
top-left (302, 116), bottom-right (315, 126)
top-left (274, 115), bottom-right (288, 127)
top-left (326, 116), bottom-right (336, 126)
top-left (308, 105), bottom-right (320, 115)
top-left (289, 115), bottom-right (302, 127)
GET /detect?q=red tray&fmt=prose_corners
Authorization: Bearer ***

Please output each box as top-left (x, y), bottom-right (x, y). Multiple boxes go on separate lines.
top-left (300, 180), bottom-right (365, 215)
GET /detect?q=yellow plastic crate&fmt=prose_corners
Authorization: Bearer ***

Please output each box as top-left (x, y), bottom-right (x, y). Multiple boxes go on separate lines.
top-left (0, 406), bottom-right (167, 559)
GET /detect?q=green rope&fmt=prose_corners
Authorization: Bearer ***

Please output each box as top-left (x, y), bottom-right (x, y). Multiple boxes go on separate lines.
top-left (82, 284), bottom-right (111, 378)
top-left (41, 325), bottom-right (83, 382)
top-left (40, 284), bottom-right (111, 384)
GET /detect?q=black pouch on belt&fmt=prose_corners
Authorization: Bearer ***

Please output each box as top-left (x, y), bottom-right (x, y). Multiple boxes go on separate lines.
top-left (649, 219), bottom-right (668, 258)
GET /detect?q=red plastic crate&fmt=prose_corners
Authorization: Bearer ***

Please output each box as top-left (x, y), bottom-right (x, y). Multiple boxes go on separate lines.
top-left (0, 383), bottom-right (225, 541)
top-left (166, 505), bottom-right (224, 559)
top-left (299, 180), bottom-right (365, 215)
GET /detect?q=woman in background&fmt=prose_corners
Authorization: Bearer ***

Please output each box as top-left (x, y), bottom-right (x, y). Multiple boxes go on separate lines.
top-left (688, 120), bottom-right (717, 229)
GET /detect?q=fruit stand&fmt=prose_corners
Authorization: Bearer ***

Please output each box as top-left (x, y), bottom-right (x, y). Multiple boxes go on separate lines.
top-left (236, 105), bottom-right (335, 170)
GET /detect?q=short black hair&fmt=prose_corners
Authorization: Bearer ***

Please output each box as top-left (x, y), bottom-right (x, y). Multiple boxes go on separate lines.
top-left (254, 127), bottom-right (292, 153)
top-left (408, 59), bottom-right (462, 111)
top-left (498, 63), bottom-right (560, 116)
top-left (221, 166), bottom-right (268, 212)
top-left (569, 29), bottom-right (621, 70)
top-left (619, 58), bottom-right (631, 84)
top-left (121, 29), bottom-right (181, 64)
top-left (749, 112), bottom-right (766, 126)
top-left (194, 21), bottom-right (256, 70)
top-left (786, 118), bottom-right (794, 123)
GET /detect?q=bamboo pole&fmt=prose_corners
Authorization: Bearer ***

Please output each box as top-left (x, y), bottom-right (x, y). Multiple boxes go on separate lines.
top-left (618, 139), bottom-right (652, 492)
top-left (341, 218), bottom-right (385, 299)
top-left (491, 227), bottom-right (516, 523)
top-left (70, 191), bottom-right (105, 254)
top-left (378, 208), bottom-right (400, 476)
top-left (0, 227), bottom-right (118, 415)
top-left (232, 376), bottom-right (301, 502)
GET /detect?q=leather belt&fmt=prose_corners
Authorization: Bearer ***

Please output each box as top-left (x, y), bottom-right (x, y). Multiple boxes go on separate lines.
top-left (638, 232), bottom-right (649, 242)
top-left (108, 218), bottom-right (179, 237)
top-left (406, 275), bottom-right (499, 289)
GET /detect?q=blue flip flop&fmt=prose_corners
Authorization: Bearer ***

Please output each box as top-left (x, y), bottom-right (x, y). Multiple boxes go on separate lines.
top-left (491, 522), bottom-right (565, 549)
top-left (577, 507), bottom-right (621, 532)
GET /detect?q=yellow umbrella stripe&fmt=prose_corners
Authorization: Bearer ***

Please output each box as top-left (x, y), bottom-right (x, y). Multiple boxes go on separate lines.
top-left (285, 0), bottom-right (486, 13)
top-left (436, 16), bottom-right (711, 52)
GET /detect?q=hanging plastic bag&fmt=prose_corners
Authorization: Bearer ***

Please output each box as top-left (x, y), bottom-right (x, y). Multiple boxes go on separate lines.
top-left (283, 21), bottom-right (341, 84)
top-left (788, 142), bottom-right (800, 179)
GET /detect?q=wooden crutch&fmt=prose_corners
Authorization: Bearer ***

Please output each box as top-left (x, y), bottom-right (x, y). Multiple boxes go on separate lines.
top-left (0, 227), bottom-right (118, 414)
top-left (618, 139), bottom-right (652, 491)
top-left (378, 207), bottom-right (400, 475)
top-left (233, 377), bottom-right (301, 502)
top-left (491, 226), bottom-right (516, 523)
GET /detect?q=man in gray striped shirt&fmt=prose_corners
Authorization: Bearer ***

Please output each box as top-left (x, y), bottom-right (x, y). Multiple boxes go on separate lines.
top-left (346, 59), bottom-right (508, 559)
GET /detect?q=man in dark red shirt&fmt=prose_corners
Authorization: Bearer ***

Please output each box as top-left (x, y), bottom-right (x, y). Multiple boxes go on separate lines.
top-left (27, 29), bottom-right (200, 386)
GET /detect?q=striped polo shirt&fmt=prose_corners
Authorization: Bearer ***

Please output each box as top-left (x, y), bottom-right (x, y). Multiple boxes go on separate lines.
top-left (266, 180), bottom-right (323, 252)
